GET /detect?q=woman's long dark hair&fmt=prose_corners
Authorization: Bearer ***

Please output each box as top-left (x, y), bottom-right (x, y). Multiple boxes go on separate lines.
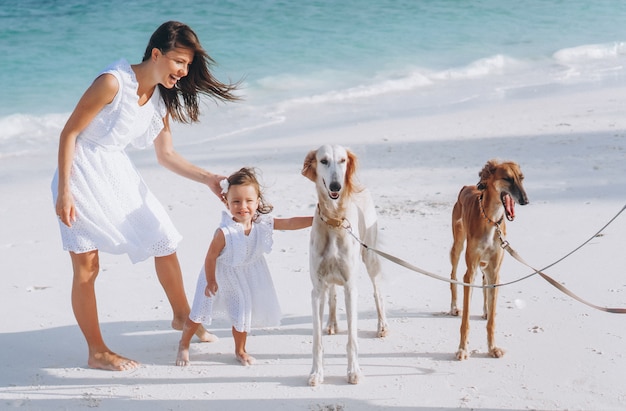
top-left (142, 21), bottom-right (240, 123)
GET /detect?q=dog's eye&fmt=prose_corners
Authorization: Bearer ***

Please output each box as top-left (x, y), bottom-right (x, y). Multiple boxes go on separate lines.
top-left (339, 158), bottom-right (346, 164)
top-left (320, 159), bottom-right (328, 165)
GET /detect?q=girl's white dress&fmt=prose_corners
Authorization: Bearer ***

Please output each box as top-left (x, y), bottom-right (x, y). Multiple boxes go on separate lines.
top-left (51, 59), bottom-right (182, 263)
top-left (189, 211), bottom-right (282, 333)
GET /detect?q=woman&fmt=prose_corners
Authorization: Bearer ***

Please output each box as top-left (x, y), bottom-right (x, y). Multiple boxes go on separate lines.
top-left (52, 21), bottom-right (239, 371)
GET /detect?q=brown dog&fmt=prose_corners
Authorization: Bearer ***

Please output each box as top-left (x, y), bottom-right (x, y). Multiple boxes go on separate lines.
top-left (449, 159), bottom-right (529, 360)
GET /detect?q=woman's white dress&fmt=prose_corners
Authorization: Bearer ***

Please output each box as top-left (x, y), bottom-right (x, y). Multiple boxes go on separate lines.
top-left (189, 211), bottom-right (282, 333)
top-left (51, 59), bottom-right (182, 263)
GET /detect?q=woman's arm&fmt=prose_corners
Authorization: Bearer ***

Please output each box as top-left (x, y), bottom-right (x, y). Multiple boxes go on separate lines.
top-left (55, 74), bottom-right (118, 227)
top-left (273, 216), bottom-right (313, 231)
top-left (204, 229), bottom-right (226, 297)
top-left (153, 116), bottom-right (225, 198)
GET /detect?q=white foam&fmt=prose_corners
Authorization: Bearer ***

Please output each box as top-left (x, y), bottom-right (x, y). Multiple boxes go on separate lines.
top-left (553, 42), bottom-right (626, 62)
top-left (0, 113), bottom-right (66, 158)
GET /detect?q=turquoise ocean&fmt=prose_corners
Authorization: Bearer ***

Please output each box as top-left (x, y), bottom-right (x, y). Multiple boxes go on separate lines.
top-left (1, 0), bottom-right (626, 158)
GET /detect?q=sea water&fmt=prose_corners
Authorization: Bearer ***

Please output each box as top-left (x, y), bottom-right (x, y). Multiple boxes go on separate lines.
top-left (1, 0), bottom-right (626, 158)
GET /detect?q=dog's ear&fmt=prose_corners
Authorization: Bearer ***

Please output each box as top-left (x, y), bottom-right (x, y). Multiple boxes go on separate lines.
top-left (344, 149), bottom-right (360, 196)
top-left (477, 159), bottom-right (498, 190)
top-left (302, 150), bottom-right (317, 181)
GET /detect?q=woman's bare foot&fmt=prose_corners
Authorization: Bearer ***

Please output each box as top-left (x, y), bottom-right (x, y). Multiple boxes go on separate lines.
top-left (176, 341), bottom-right (190, 366)
top-left (236, 352), bottom-right (256, 366)
top-left (171, 320), bottom-right (218, 342)
top-left (88, 351), bottom-right (139, 371)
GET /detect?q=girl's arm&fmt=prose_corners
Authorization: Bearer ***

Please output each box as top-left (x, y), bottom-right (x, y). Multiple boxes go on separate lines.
top-left (204, 229), bottom-right (226, 297)
top-left (55, 74), bottom-right (118, 227)
top-left (153, 116), bottom-right (226, 199)
top-left (273, 216), bottom-right (313, 231)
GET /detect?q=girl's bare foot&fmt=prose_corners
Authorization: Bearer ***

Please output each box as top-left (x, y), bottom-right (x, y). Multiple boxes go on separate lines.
top-left (88, 351), bottom-right (139, 371)
top-left (176, 341), bottom-right (190, 366)
top-left (236, 352), bottom-right (256, 366)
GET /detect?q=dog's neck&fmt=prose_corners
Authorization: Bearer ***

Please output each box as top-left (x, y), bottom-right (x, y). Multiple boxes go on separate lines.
top-left (478, 190), bottom-right (505, 226)
top-left (316, 204), bottom-right (345, 228)
top-left (316, 191), bottom-right (350, 228)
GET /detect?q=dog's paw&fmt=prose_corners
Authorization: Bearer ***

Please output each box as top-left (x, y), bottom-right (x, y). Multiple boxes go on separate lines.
top-left (449, 307), bottom-right (460, 316)
top-left (308, 371), bottom-right (324, 386)
top-left (347, 370), bottom-right (362, 385)
top-left (326, 323), bottom-right (338, 335)
top-left (377, 328), bottom-right (388, 338)
top-left (489, 347), bottom-right (505, 358)
top-left (455, 348), bottom-right (470, 361)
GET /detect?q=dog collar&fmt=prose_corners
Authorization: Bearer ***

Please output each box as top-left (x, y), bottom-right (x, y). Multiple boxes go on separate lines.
top-left (478, 193), bottom-right (504, 226)
top-left (316, 204), bottom-right (345, 228)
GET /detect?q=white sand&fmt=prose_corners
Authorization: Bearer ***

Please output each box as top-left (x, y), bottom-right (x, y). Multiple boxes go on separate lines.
top-left (1, 85), bottom-right (625, 410)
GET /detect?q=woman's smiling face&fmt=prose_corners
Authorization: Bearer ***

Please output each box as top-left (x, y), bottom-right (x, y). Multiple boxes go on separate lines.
top-left (157, 47), bottom-right (194, 88)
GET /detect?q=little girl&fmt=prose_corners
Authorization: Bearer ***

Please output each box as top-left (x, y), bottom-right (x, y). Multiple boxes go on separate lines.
top-left (176, 167), bottom-right (312, 366)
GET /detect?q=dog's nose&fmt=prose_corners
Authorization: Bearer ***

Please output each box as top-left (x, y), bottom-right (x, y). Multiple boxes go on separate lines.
top-left (519, 191), bottom-right (529, 206)
top-left (329, 181), bottom-right (341, 193)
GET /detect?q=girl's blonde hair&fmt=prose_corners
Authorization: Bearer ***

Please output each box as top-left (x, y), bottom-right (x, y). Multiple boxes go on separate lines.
top-left (224, 167), bottom-right (273, 215)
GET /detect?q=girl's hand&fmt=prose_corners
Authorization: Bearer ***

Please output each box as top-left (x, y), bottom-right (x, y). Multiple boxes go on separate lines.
top-left (205, 280), bottom-right (218, 297)
top-left (55, 191), bottom-right (77, 227)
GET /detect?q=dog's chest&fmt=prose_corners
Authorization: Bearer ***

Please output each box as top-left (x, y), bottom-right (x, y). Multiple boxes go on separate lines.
top-left (474, 227), bottom-right (506, 261)
top-left (310, 222), bottom-right (359, 285)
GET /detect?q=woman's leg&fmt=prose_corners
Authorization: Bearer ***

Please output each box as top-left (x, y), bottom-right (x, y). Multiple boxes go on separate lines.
top-left (176, 318), bottom-right (201, 366)
top-left (70, 250), bottom-right (139, 371)
top-left (154, 253), bottom-right (216, 342)
top-left (232, 327), bottom-right (255, 366)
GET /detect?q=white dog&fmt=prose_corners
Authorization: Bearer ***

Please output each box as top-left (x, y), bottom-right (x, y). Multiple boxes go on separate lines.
top-left (302, 144), bottom-right (388, 386)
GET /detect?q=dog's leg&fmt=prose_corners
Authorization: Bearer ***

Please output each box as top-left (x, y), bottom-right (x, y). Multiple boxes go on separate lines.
top-left (371, 274), bottom-right (389, 338)
top-left (449, 202), bottom-right (465, 316)
top-left (456, 263), bottom-right (477, 360)
top-left (344, 283), bottom-right (362, 384)
top-left (481, 270), bottom-right (488, 319)
top-left (326, 285), bottom-right (338, 335)
top-left (362, 246), bottom-right (388, 337)
top-left (485, 262), bottom-right (505, 358)
top-left (309, 285), bottom-right (327, 386)
top-left (358, 200), bottom-right (389, 337)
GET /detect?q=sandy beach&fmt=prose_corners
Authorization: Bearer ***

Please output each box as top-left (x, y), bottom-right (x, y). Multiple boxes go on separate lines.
top-left (1, 84), bottom-right (625, 410)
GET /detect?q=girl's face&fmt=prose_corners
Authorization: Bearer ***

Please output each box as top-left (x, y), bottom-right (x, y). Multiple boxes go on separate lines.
top-left (155, 47), bottom-right (194, 89)
top-left (225, 184), bottom-right (259, 225)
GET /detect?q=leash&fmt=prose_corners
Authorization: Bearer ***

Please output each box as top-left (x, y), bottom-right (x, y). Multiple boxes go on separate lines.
top-left (499, 204), bottom-right (626, 313)
top-left (341, 204), bottom-right (626, 313)
top-left (341, 221), bottom-right (501, 289)
top-left (317, 206), bottom-right (487, 289)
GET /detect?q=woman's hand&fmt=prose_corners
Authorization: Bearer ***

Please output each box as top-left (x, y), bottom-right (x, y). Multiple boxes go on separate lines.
top-left (55, 190), bottom-right (77, 227)
top-left (206, 173), bottom-right (228, 199)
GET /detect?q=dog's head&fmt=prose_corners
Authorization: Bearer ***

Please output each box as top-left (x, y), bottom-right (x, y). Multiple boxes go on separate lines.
top-left (477, 159), bottom-right (529, 221)
top-left (302, 144), bottom-right (360, 201)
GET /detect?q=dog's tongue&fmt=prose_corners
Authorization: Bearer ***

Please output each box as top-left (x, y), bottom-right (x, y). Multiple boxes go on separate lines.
top-left (504, 193), bottom-right (515, 219)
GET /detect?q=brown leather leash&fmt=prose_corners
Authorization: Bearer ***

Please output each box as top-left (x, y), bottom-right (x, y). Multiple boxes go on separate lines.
top-left (343, 204), bottom-right (626, 314)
